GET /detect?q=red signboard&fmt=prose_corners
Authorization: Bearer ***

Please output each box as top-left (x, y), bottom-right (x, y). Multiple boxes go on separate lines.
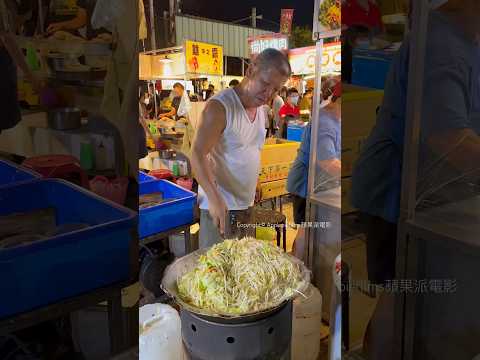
top-left (280, 9), bottom-right (294, 35)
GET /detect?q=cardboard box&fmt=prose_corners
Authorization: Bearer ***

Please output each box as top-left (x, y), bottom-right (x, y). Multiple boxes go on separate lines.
top-left (341, 177), bottom-right (357, 215)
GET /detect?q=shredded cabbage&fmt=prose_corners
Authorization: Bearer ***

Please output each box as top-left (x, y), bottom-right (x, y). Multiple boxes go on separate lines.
top-left (177, 237), bottom-right (306, 315)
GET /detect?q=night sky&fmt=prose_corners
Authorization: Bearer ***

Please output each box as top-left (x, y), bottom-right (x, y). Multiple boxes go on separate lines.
top-left (158, 0), bottom-right (315, 31)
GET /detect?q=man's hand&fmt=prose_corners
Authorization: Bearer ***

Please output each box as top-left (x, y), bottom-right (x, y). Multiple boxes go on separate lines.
top-left (209, 195), bottom-right (227, 236)
top-left (47, 22), bottom-right (65, 34)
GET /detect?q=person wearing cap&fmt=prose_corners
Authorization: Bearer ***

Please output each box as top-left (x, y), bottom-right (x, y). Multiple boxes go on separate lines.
top-left (351, 1), bottom-right (480, 357)
top-left (287, 76), bottom-right (341, 260)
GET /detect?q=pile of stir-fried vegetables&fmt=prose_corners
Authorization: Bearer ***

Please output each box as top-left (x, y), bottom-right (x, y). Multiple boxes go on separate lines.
top-left (177, 237), bottom-right (306, 315)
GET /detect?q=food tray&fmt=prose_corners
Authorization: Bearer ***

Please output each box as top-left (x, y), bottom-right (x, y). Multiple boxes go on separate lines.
top-left (161, 243), bottom-right (311, 320)
top-left (0, 159), bottom-right (40, 188)
top-left (0, 179), bottom-right (136, 318)
top-left (139, 180), bottom-right (196, 238)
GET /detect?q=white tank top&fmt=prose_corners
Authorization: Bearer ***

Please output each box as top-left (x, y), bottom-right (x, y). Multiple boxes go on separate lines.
top-left (198, 88), bottom-right (266, 210)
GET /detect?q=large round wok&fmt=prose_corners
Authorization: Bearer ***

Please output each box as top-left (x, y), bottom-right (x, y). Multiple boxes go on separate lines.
top-left (161, 244), bottom-right (311, 324)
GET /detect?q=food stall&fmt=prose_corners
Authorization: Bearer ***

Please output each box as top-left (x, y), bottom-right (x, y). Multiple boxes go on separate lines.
top-left (0, 2), bottom-right (141, 358)
top-left (286, 41), bottom-right (341, 142)
top-left (138, 1), bottom-right (327, 359)
top-left (139, 40), bottom-right (224, 152)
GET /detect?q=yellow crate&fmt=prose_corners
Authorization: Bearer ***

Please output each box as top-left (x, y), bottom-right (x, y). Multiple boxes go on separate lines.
top-left (341, 177), bottom-right (357, 215)
top-left (261, 139), bottom-right (300, 167)
top-left (343, 85), bottom-right (384, 139)
top-left (259, 162), bottom-right (293, 183)
top-left (260, 179), bottom-right (288, 200)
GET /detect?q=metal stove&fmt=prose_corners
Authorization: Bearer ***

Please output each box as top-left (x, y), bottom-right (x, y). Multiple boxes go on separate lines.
top-left (181, 301), bottom-right (293, 360)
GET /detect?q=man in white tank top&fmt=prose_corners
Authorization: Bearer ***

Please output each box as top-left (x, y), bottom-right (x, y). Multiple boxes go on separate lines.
top-left (191, 49), bottom-right (292, 248)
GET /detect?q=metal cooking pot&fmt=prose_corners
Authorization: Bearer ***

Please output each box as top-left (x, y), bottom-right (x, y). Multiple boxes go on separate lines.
top-left (48, 108), bottom-right (82, 130)
top-left (161, 245), bottom-right (311, 323)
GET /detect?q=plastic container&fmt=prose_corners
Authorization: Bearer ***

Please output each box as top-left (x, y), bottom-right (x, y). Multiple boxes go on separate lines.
top-left (175, 177), bottom-right (193, 191)
top-left (0, 179), bottom-right (137, 318)
top-left (139, 171), bottom-right (155, 184)
top-left (0, 159), bottom-right (40, 188)
top-left (352, 48), bottom-right (394, 90)
top-left (89, 176), bottom-right (129, 205)
top-left (287, 124), bottom-right (306, 142)
top-left (139, 180), bottom-right (196, 238)
top-left (149, 169), bottom-right (173, 180)
top-left (139, 304), bottom-right (182, 360)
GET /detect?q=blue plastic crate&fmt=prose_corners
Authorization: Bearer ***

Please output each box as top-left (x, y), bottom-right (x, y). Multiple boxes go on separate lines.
top-left (0, 159), bottom-right (40, 188)
top-left (139, 180), bottom-right (196, 238)
top-left (352, 49), bottom-right (394, 90)
top-left (139, 171), bottom-right (155, 184)
top-left (0, 179), bottom-right (137, 318)
top-left (287, 125), bottom-right (306, 142)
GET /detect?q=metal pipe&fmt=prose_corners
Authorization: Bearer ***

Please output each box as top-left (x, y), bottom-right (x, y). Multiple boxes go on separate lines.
top-left (149, 0), bottom-right (157, 50)
top-left (38, 0), bottom-right (44, 34)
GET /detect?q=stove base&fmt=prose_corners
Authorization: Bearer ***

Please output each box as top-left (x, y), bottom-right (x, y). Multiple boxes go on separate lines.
top-left (181, 301), bottom-right (293, 360)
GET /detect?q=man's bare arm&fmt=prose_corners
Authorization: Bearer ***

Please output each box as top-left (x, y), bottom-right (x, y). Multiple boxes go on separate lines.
top-left (191, 100), bottom-right (227, 233)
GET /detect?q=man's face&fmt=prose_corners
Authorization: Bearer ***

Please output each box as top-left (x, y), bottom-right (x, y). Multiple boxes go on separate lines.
top-left (287, 92), bottom-right (299, 106)
top-left (246, 66), bottom-right (288, 107)
top-left (174, 86), bottom-right (183, 97)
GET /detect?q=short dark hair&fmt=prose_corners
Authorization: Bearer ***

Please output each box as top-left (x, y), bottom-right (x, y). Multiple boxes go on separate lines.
top-left (208, 84), bottom-right (214, 89)
top-left (287, 87), bottom-right (299, 97)
top-left (173, 82), bottom-right (185, 90)
top-left (229, 79), bottom-right (240, 87)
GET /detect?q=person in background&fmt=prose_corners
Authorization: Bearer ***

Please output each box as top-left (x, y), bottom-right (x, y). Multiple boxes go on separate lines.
top-left (191, 49), bottom-right (291, 248)
top-left (159, 82), bottom-right (184, 121)
top-left (45, 0), bottom-right (87, 35)
top-left (263, 97), bottom-right (274, 138)
top-left (271, 91), bottom-right (284, 137)
top-left (351, 1), bottom-right (480, 358)
top-left (278, 87), bottom-right (301, 138)
top-left (142, 83), bottom-right (159, 120)
top-left (299, 88), bottom-right (313, 113)
top-left (342, 0), bottom-right (384, 83)
top-left (0, 0), bottom-right (43, 133)
top-left (287, 76), bottom-right (341, 261)
top-left (45, 0), bottom-right (110, 39)
top-left (279, 86), bottom-right (288, 103)
top-left (229, 79), bottom-right (240, 88)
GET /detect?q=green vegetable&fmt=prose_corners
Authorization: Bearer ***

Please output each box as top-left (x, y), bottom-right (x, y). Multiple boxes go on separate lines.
top-left (177, 237), bottom-right (306, 315)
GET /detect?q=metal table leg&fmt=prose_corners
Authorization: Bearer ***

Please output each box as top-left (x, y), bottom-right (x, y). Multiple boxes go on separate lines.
top-left (276, 227), bottom-right (281, 248)
top-left (108, 290), bottom-right (124, 356)
top-left (282, 220), bottom-right (287, 252)
top-left (184, 227), bottom-right (192, 254)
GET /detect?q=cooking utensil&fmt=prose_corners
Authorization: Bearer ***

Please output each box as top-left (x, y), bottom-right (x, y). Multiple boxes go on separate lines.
top-left (48, 107), bottom-right (82, 130)
top-left (161, 245), bottom-right (311, 322)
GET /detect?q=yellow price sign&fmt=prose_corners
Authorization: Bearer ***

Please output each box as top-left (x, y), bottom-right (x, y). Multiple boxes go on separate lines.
top-left (185, 40), bottom-right (223, 76)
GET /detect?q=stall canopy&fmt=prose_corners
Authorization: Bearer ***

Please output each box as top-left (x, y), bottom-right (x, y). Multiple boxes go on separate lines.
top-left (139, 40), bottom-right (224, 80)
